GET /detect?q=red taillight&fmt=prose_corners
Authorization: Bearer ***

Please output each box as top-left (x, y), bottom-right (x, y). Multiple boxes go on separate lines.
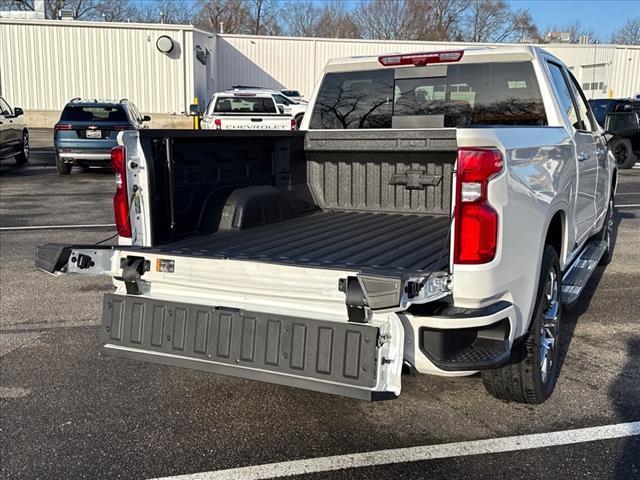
top-left (454, 148), bottom-right (503, 264)
top-left (291, 118), bottom-right (297, 130)
top-left (378, 50), bottom-right (463, 67)
top-left (111, 145), bottom-right (131, 238)
top-left (54, 124), bottom-right (73, 132)
top-left (214, 118), bottom-right (222, 130)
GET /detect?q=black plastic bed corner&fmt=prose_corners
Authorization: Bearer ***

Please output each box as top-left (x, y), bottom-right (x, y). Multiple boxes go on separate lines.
top-left (35, 244), bottom-right (73, 273)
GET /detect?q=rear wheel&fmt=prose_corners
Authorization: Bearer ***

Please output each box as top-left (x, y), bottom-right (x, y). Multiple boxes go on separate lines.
top-left (16, 129), bottom-right (29, 164)
top-left (56, 154), bottom-right (72, 175)
top-left (482, 245), bottom-right (562, 404)
top-left (611, 138), bottom-right (636, 169)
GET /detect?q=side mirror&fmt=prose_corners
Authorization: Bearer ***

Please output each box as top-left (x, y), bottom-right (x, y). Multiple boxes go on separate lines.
top-left (14, 107), bottom-right (24, 117)
top-left (142, 115), bottom-right (151, 122)
top-left (277, 105), bottom-right (285, 114)
top-left (604, 111), bottom-right (640, 135)
top-left (189, 104), bottom-right (200, 117)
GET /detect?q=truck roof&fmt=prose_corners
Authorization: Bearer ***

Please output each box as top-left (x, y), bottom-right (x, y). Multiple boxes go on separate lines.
top-left (323, 45), bottom-right (555, 73)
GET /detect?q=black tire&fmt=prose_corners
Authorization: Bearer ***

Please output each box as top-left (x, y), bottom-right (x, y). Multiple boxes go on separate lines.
top-left (482, 245), bottom-right (562, 404)
top-left (15, 129), bottom-right (29, 164)
top-left (55, 154), bottom-right (72, 175)
top-left (598, 196), bottom-right (615, 266)
top-left (611, 137), bottom-right (637, 169)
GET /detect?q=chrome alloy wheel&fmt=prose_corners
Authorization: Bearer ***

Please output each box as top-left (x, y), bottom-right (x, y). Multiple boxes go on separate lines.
top-left (540, 268), bottom-right (559, 384)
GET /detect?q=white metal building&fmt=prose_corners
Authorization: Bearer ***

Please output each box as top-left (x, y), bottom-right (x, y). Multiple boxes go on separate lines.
top-left (1, 18), bottom-right (639, 123)
top-left (0, 19), bottom-right (216, 116)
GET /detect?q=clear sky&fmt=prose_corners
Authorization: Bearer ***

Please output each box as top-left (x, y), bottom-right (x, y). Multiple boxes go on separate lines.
top-left (507, 0), bottom-right (640, 41)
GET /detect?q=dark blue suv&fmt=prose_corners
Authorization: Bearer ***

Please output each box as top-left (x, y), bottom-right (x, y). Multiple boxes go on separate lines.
top-left (53, 99), bottom-right (150, 174)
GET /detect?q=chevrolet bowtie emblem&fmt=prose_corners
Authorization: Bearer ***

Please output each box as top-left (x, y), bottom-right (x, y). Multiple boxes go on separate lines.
top-left (390, 170), bottom-right (442, 190)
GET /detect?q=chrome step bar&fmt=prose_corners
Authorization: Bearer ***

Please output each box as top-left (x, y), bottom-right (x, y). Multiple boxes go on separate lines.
top-left (562, 240), bottom-right (607, 305)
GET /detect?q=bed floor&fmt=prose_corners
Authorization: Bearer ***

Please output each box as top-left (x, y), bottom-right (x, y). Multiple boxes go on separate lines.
top-left (153, 211), bottom-right (451, 276)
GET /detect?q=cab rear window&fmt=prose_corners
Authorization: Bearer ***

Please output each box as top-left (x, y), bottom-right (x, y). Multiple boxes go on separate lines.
top-left (61, 106), bottom-right (127, 122)
top-left (309, 62), bottom-right (547, 129)
top-left (214, 97), bottom-right (277, 114)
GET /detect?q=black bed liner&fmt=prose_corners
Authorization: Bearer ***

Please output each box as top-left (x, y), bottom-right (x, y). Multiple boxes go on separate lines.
top-left (142, 211), bottom-right (450, 276)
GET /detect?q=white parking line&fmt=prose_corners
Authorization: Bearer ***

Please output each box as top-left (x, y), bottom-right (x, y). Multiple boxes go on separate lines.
top-left (0, 224), bottom-right (115, 231)
top-left (616, 204), bottom-right (640, 208)
top-left (152, 421), bottom-right (640, 480)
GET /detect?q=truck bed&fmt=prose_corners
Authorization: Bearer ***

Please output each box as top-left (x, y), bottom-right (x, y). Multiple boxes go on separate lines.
top-left (136, 129), bottom-right (456, 277)
top-left (150, 211), bottom-right (450, 276)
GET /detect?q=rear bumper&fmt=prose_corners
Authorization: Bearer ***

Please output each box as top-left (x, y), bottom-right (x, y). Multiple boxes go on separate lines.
top-left (401, 302), bottom-right (517, 375)
top-left (101, 293), bottom-right (400, 401)
top-left (55, 139), bottom-right (116, 162)
top-left (57, 151), bottom-right (112, 161)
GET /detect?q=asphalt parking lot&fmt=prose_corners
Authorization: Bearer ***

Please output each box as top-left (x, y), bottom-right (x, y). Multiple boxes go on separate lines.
top-left (1, 129), bottom-right (639, 480)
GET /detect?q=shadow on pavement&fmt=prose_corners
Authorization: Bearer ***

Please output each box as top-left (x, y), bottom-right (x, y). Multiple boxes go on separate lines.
top-left (610, 337), bottom-right (640, 478)
top-left (555, 213), bottom-right (622, 384)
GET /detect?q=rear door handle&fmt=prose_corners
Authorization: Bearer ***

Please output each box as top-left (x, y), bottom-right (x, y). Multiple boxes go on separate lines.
top-left (577, 152), bottom-right (590, 162)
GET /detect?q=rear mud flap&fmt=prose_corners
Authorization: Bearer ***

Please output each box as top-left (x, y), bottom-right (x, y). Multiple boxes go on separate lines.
top-left (101, 293), bottom-right (404, 400)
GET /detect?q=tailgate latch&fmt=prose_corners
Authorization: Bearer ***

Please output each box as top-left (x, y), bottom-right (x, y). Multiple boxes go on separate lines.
top-left (120, 256), bottom-right (150, 295)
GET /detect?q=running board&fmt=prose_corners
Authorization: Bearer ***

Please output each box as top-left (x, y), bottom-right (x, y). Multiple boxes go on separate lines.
top-left (562, 240), bottom-right (607, 306)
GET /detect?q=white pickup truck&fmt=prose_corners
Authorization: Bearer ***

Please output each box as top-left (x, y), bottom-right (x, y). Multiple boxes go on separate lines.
top-left (201, 91), bottom-right (296, 131)
top-left (37, 46), bottom-right (618, 404)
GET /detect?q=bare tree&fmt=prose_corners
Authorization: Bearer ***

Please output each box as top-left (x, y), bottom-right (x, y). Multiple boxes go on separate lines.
top-left (284, 0), bottom-right (322, 37)
top-left (354, 0), bottom-right (419, 40)
top-left (284, 0), bottom-right (358, 38)
top-left (463, 0), bottom-right (538, 43)
top-left (544, 20), bottom-right (599, 44)
top-left (135, 0), bottom-right (195, 24)
top-left (94, 0), bottom-right (138, 22)
top-left (313, 0), bottom-right (359, 38)
top-left (2, 0), bottom-right (101, 19)
top-left (193, 0), bottom-right (250, 33)
top-left (418, 0), bottom-right (470, 41)
top-left (611, 17), bottom-right (640, 45)
top-left (246, 0), bottom-right (281, 35)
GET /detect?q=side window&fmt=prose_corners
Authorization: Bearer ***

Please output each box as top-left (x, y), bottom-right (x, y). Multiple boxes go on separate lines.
top-left (273, 94), bottom-right (292, 106)
top-left (566, 71), bottom-right (596, 131)
top-left (0, 98), bottom-right (12, 116)
top-left (547, 63), bottom-right (579, 129)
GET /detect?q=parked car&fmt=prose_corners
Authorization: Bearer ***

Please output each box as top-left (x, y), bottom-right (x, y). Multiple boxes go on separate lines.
top-left (588, 98), bottom-right (640, 168)
top-left (53, 98), bottom-right (150, 175)
top-left (280, 89), bottom-right (307, 103)
top-left (201, 92), bottom-right (296, 130)
top-left (0, 96), bottom-right (28, 165)
top-left (37, 46), bottom-right (618, 405)
top-left (226, 86), bottom-right (308, 127)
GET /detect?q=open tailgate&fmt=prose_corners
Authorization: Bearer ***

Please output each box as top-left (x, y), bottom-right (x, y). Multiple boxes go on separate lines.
top-left (35, 243), bottom-right (404, 401)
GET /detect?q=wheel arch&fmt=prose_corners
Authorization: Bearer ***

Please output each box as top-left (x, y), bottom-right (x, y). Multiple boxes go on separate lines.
top-left (544, 209), bottom-right (567, 270)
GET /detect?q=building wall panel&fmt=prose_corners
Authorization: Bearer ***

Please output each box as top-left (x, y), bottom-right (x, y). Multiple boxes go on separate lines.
top-left (0, 19), bottom-right (199, 114)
